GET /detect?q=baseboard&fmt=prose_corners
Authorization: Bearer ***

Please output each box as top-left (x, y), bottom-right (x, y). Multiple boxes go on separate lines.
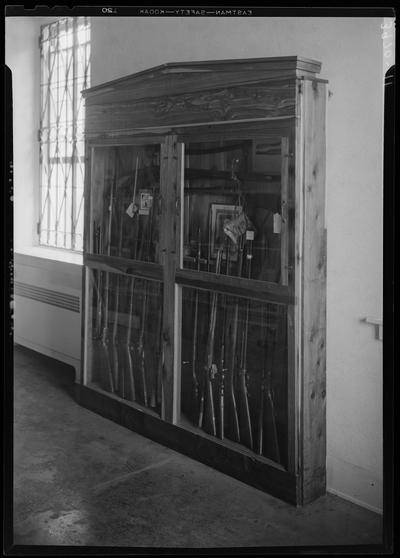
top-left (327, 487), bottom-right (383, 515)
top-left (14, 336), bottom-right (80, 381)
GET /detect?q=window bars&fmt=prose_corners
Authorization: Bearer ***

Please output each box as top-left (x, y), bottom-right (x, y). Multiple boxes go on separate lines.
top-left (39, 17), bottom-right (90, 251)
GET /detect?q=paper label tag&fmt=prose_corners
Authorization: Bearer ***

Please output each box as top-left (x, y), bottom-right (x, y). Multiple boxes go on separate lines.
top-left (273, 213), bottom-right (282, 234)
top-left (139, 190), bottom-right (153, 215)
top-left (246, 230), bottom-right (255, 241)
top-left (126, 202), bottom-right (138, 218)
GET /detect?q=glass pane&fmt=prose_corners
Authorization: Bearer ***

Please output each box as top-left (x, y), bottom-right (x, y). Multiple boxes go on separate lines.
top-left (86, 269), bottom-right (163, 415)
top-left (180, 286), bottom-right (288, 468)
top-left (182, 138), bottom-right (285, 283)
top-left (91, 145), bottom-right (161, 263)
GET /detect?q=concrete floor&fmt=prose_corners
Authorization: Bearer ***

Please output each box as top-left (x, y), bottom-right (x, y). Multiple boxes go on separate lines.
top-left (13, 345), bottom-right (383, 549)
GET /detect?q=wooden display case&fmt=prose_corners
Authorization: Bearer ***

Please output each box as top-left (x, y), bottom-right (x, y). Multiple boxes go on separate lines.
top-left (77, 57), bottom-right (327, 505)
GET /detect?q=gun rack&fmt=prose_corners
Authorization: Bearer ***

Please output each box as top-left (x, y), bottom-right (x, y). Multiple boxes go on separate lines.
top-left (78, 57), bottom-right (328, 505)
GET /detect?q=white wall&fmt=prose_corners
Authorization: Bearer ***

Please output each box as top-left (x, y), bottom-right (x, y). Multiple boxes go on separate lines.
top-left (6, 18), bottom-right (39, 249)
top-left (7, 15), bottom-right (385, 512)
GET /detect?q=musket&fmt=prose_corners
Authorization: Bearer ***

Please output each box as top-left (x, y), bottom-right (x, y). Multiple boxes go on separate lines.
top-left (198, 247), bottom-right (222, 434)
top-left (100, 150), bottom-right (117, 394)
top-left (223, 235), bottom-right (244, 443)
top-left (132, 227), bottom-right (147, 405)
top-left (125, 274), bottom-right (137, 402)
top-left (237, 235), bottom-right (254, 450)
top-left (154, 281), bottom-right (163, 409)
top-left (148, 282), bottom-right (159, 409)
top-left (137, 289), bottom-right (149, 407)
top-left (135, 177), bottom-right (157, 407)
top-left (93, 221), bottom-right (103, 339)
top-left (140, 179), bottom-right (159, 407)
top-left (257, 305), bottom-right (281, 463)
top-left (111, 195), bottom-right (124, 397)
top-left (217, 239), bottom-right (230, 439)
top-left (123, 154), bottom-right (140, 402)
top-left (191, 227), bottom-right (201, 414)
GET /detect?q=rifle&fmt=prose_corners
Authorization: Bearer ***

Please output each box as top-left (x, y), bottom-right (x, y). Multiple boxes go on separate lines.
top-left (223, 236), bottom-right (244, 443)
top-left (147, 282), bottom-right (159, 409)
top-left (154, 281), bottom-right (163, 410)
top-left (137, 289), bottom-right (149, 407)
top-left (257, 304), bottom-right (281, 463)
top-left (124, 275), bottom-right (137, 402)
top-left (237, 234), bottom-right (254, 450)
top-left (146, 182), bottom-right (159, 409)
top-left (136, 178), bottom-right (157, 407)
top-left (100, 150), bottom-right (117, 394)
top-left (93, 221), bottom-right (103, 340)
top-left (122, 154), bottom-right (140, 402)
top-left (198, 247), bottom-right (222, 435)
top-left (111, 195), bottom-right (124, 397)
top-left (217, 239), bottom-right (230, 439)
top-left (191, 227), bottom-right (201, 416)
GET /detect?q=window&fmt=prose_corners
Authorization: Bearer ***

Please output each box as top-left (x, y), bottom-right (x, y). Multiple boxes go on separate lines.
top-left (39, 17), bottom-right (90, 251)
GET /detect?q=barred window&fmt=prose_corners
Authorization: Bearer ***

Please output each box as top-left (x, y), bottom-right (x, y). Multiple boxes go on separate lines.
top-left (39, 17), bottom-right (90, 251)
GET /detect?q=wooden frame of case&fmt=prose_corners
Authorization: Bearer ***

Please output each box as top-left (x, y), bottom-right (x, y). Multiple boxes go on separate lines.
top-left (77, 57), bottom-right (327, 505)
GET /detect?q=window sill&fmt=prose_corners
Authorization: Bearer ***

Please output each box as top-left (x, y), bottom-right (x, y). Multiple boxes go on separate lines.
top-left (14, 246), bottom-right (83, 266)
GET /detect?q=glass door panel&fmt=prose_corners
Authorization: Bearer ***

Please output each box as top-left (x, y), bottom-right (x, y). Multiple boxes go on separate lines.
top-left (86, 267), bottom-right (163, 416)
top-left (90, 144), bottom-right (161, 263)
top-left (182, 137), bottom-right (288, 284)
top-left (180, 285), bottom-right (288, 468)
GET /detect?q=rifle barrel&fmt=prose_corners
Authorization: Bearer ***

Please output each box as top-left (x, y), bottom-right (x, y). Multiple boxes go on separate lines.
top-left (191, 227), bottom-right (201, 415)
top-left (112, 196), bottom-right (125, 396)
top-left (237, 238), bottom-right (254, 450)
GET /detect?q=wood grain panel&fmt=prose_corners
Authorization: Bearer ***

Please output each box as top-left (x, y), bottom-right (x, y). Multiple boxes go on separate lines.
top-left (83, 56), bottom-right (322, 105)
top-left (280, 136), bottom-right (290, 286)
top-left (160, 136), bottom-right (179, 423)
top-left (84, 253), bottom-right (163, 281)
top-left (286, 125), bottom-right (298, 475)
top-left (85, 72), bottom-right (303, 106)
top-left (299, 79), bottom-right (327, 504)
top-left (85, 82), bottom-right (296, 134)
top-left (176, 120), bottom-right (293, 144)
top-left (176, 268), bottom-right (294, 305)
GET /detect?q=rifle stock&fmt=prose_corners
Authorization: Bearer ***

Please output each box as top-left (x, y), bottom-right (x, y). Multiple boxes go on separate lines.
top-left (137, 280), bottom-right (149, 407)
top-left (155, 282), bottom-right (163, 409)
top-left (257, 305), bottom-right (281, 463)
top-left (147, 282), bottom-right (161, 408)
top-left (124, 275), bottom-right (137, 402)
top-left (199, 247), bottom-right (222, 435)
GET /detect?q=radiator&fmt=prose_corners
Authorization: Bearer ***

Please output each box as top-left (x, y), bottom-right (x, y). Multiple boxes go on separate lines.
top-left (14, 280), bottom-right (82, 380)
